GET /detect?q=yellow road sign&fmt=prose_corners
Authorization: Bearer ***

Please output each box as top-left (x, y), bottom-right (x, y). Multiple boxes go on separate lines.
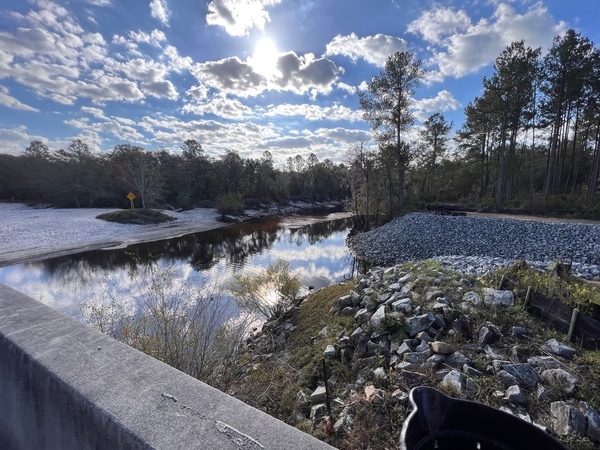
top-left (127, 192), bottom-right (136, 201)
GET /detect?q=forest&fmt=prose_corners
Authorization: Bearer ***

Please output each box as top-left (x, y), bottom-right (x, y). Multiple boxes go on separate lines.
top-left (1, 29), bottom-right (599, 222)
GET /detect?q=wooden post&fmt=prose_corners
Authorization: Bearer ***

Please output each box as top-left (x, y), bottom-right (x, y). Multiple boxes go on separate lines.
top-left (567, 308), bottom-right (579, 342)
top-left (498, 274), bottom-right (505, 290)
top-left (523, 286), bottom-right (532, 311)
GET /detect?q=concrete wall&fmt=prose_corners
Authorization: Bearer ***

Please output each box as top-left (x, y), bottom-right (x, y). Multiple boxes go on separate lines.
top-left (0, 284), bottom-right (333, 450)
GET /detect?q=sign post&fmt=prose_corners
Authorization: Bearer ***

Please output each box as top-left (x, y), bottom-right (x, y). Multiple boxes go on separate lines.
top-left (127, 192), bottom-right (136, 209)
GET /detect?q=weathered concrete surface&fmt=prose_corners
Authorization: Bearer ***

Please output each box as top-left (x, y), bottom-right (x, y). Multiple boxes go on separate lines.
top-left (0, 284), bottom-right (334, 450)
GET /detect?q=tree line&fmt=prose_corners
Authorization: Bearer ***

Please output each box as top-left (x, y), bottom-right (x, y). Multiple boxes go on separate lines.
top-left (350, 28), bottom-right (600, 226)
top-left (0, 139), bottom-right (348, 210)
top-left (1, 28), bottom-right (599, 222)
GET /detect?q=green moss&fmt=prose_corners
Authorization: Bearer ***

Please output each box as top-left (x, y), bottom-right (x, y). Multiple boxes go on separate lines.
top-left (96, 209), bottom-right (175, 225)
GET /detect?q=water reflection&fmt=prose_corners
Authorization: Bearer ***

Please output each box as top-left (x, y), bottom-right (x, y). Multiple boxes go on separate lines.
top-left (0, 214), bottom-right (356, 319)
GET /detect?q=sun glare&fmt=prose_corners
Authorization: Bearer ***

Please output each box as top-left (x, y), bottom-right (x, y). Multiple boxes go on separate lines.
top-left (251, 37), bottom-right (280, 78)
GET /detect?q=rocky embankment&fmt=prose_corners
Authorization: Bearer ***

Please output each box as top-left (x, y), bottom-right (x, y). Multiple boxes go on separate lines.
top-left (243, 261), bottom-right (600, 449)
top-left (348, 213), bottom-right (600, 280)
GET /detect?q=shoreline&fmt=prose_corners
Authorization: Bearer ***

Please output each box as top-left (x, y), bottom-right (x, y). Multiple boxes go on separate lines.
top-left (0, 201), bottom-right (347, 268)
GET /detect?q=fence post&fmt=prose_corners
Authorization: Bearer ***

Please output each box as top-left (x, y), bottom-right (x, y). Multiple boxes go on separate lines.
top-left (523, 287), bottom-right (532, 311)
top-left (498, 274), bottom-right (505, 290)
top-left (567, 308), bottom-right (579, 342)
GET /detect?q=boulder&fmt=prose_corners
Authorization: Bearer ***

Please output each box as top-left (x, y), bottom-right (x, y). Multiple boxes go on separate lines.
top-left (333, 406), bottom-right (354, 435)
top-left (403, 350), bottom-right (432, 364)
top-left (364, 385), bottom-right (384, 403)
top-left (447, 351), bottom-right (472, 367)
top-left (501, 363), bottom-right (539, 389)
top-left (405, 313), bottom-right (436, 337)
top-left (323, 344), bottom-right (337, 358)
top-left (462, 291), bottom-right (482, 305)
top-left (441, 369), bottom-right (463, 393)
top-left (579, 402), bottom-right (600, 443)
top-left (482, 288), bottom-right (514, 306)
top-left (478, 326), bottom-right (499, 346)
top-left (370, 304), bottom-right (386, 329)
top-left (465, 378), bottom-right (480, 396)
top-left (506, 385), bottom-right (528, 406)
top-left (310, 403), bottom-right (328, 420)
top-left (551, 401), bottom-right (586, 436)
top-left (541, 368), bottom-right (578, 396)
top-left (428, 341), bottom-right (454, 354)
top-left (354, 308), bottom-right (371, 323)
top-left (511, 326), bottom-right (528, 340)
top-left (527, 355), bottom-right (561, 371)
top-left (541, 339), bottom-right (576, 359)
top-left (310, 386), bottom-right (327, 405)
top-left (391, 298), bottom-right (413, 314)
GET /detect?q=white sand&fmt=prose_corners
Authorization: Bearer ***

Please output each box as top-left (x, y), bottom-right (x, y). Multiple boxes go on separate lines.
top-left (0, 203), bottom-right (227, 267)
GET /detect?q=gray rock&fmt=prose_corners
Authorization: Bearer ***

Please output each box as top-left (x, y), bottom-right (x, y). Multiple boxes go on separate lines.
top-left (579, 402), bottom-right (600, 443)
top-left (478, 326), bottom-right (499, 346)
top-left (349, 327), bottom-right (364, 343)
top-left (463, 364), bottom-right (484, 377)
top-left (527, 356), bottom-right (561, 371)
top-left (506, 385), bottom-right (528, 406)
top-left (373, 367), bottom-right (388, 381)
top-left (441, 369), bottom-right (463, 393)
top-left (391, 298), bottom-right (412, 314)
top-left (310, 386), bottom-right (327, 405)
top-left (447, 351), bottom-right (471, 367)
top-left (335, 294), bottom-right (353, 309)
top-left (415, 331), bottom-right (433, 342)
top-left (551, 401), bottom-right (586, 436)
top-left (425, 287), bottom-right (444, 302)
top-left (310, 403), bottom-right (328, 420)
top-left (497, 370), bottom-right (519, 388)
top-left (426, 354), bottom-right (446, 370)
top-left (333, 406), bottom-right (354, 435)
top-left (483, 288), bottom-right (514, 307)
top-left (296, 389), bottom-right (311, 411)
top-left (406, 313), bottom-right (436, 337)
top-left (483, 345), bottom-right (507, 360)
top-left (537, 384), bottom-right (554, 401)
top-left (396, 342), bottom-right (412, 356)
top-left (354, 308), bottom-right (371, 323)
top-left (541, 339), bottom-right (576, 359)
top-left (323, 344), bottom-right (337, 358)
top-left (370, 305), bottom-right (387, 328)
top-left (403, 350), bottom-right (432, 364)
top-left (339, 306), bottom-right (355, 316)
top-left (463, 291), bottom-right (482, 305)
top-left (511, 326), bottom-right (528, 340)
top-left (451, 316), bottom-right (472, 339)
top-left (502, 363), bottom-right (539, 389)
top-left (415, 340), bottom-right (429, 352)
top-left (465, 378), bottom-right (479, 396)
top-left (541, 369), bottom-right (578, 396)
top-left (429, 341), bottom-right (454, 354)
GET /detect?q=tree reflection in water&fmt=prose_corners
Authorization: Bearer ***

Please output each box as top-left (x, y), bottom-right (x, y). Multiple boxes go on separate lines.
top-left (0, 215), bottom-right (356, 318)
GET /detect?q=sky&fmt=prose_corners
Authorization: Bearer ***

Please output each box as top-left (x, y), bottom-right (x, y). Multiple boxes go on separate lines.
top-left (1, 0), bottom-right (599, 165)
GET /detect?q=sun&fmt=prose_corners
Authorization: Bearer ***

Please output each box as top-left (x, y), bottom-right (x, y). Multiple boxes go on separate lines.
top-left (250, 37), bottom-right (280, 78)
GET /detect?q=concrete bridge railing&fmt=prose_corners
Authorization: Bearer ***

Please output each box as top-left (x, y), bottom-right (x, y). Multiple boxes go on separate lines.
top-left (0, 284), bottom-right (334, 450)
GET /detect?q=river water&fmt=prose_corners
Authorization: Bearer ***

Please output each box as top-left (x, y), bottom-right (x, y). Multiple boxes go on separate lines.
top-left (0, 213), bottom-right (356, 320)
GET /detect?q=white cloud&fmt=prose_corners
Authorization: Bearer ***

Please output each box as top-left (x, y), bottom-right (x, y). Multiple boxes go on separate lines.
top-left (182, 97), bottom-right (252, 119)
top-left (190, 51), bottom-right (340, 98)
top-left (412, 90), bottom-right (460, 121)
top-left (150, 0), bottom-right (171, 26)
top-left (409, 3), bottom-right (567, 79)
top-left (0, 126), bottom-right (44, 155)
top-left (0, 86), bottom-right (39, 112)
top-left (325, 33), bottom-right (407, 66)
top-left (129, 29), bottom-right (167, 47)
top-left (337, 82), bottom-right (356, 94)
top-left (413, 90), bottom-right (459, 113)
top-left (263, 103), bottom-right (362, 122)
top-left (407, 7), bottom-right (471, 43)
top-left (206, 0), bottom-right (282, 37)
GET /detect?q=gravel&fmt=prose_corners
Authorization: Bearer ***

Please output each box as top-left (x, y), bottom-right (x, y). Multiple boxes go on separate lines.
top-left (347, 213), bottom-right (600, 279)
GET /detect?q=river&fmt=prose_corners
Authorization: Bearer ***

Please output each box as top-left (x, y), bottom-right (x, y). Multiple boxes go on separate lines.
top-left (0, 212), bottom-right (356, 320)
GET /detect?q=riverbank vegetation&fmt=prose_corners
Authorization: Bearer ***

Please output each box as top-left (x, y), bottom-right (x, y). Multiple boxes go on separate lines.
top-left (96, 209), bottom-right (176, 225)
top-left (1, 28), bottom-right (599, 223)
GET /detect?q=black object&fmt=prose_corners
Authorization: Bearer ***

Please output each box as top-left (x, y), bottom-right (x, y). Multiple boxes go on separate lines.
top-left (400, 387), bottom-right (569, 450)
